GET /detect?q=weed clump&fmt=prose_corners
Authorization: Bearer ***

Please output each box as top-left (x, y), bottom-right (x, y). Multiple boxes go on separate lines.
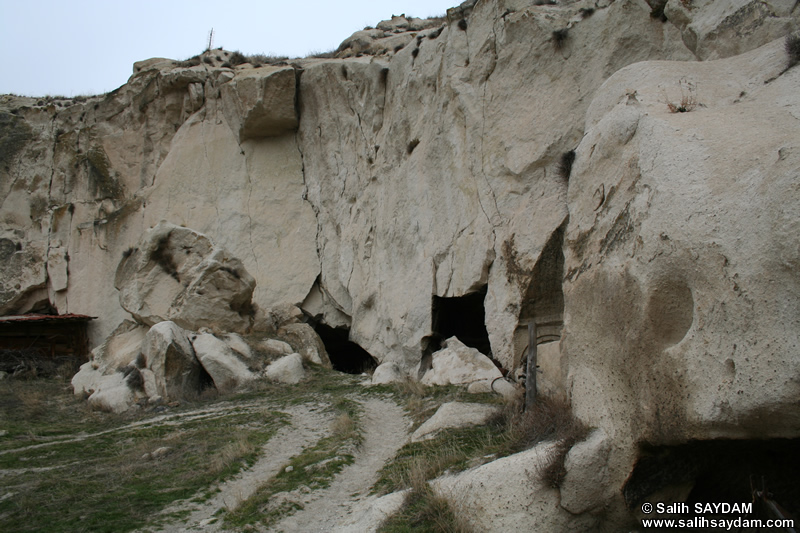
top-left (552, 28), bottom-right (569, 51)
top-left (663, 78), bottom-right (698, 113)
top-left (151, 232), bottom-right (179, 281)
top-left (786, 32), bottom-right (800, 68)
top-left (558, 150), bottom-right (576, 181)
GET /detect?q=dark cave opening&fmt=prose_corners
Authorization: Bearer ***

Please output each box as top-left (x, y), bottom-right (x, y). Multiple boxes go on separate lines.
top-left (313, 323), bottom-right (378, 374)
top-left (429, 285), bottom-right (492, 356)
top-left (624, 439), bottom-right (800, 525)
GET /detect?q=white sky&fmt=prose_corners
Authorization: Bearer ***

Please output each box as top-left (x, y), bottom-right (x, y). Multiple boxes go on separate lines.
top-left (0, 0), bottom-right (457, 97)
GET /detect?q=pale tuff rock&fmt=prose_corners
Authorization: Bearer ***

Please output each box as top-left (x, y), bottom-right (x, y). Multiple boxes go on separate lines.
top-left (220, 66), bottom-right (298, 141)
top-left (421, 337), bottom-right (502, 386)
top-left (115, 222), bottom-right (256, 333)
top-left (432, 442), bottom-right (597, 532)
top-left (224, 332), bottom-right (253, 359)
top-left (466, 378), bottom-right (520, 400)
top-left (278, 323), bottom-right (331, 367)
top-left (88, 320), bottom-right (148, 375)
top-left (411, 402), bottom-right (500, 442)
top-left (370, 361), bottom-right (405, 384)
top-left (564, 36), bottom-right (800, 507)
top-left (191, 333), bottom-right (255, 392)
top-left (141, 321), bottom-right (204, 400)
top-left (663, 0), bottom-right (800, 60)
top-left (559, 428), bottom-right (612, 515)
top-left (258, 338), bottom-right (294, 357)
top-left (71, 321), bottom-right (147, 398)
top-left (86, 372), bottom-right (138, 414)
top-left (265, 353), bottom-right (306, 384)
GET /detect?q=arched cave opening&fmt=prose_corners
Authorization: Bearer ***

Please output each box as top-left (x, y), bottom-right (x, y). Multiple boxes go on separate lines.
top-left (313, 323), bottom-right (378, 374)
top-left (429, 285), bottom-right (492, 356)
top-left (624, 439), bottom-right (800, 523)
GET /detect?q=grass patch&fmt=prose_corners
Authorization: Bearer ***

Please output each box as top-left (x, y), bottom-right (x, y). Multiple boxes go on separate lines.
top-left (0, 378), bottom-right (285, 532)
top-left (374, 395), bottom-right (586, 495)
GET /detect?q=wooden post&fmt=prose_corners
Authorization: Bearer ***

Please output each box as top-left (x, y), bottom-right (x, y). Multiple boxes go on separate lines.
top-left (525, 321), bottom-right (537, 410)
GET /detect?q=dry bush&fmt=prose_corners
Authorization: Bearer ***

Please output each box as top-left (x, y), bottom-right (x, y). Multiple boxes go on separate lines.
top-left (663, 78), bottom-right (698, 113)
top-left (787, 32), bottom-right (800, 68)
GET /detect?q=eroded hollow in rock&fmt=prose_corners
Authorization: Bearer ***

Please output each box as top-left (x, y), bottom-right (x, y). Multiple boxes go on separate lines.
top-left (624, 439), bottom-right (800, 520)
top-left (429, 285), bottom-right (492, 356)
top-left (314, 323), bottom-right (377, 374)
top-left (514, 224), bottom-right (565, 370)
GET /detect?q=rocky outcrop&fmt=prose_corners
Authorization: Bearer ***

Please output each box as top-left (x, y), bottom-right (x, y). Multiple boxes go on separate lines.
top-left (115, 222), bottom-right (256, 333)
top-left (141, 321), bottom-right (204, 399)
top-left (420, 337), bottom-right (502, 386)
top-left (5, 0), bottom-right (800, 528)
top-left (411, 402), bottom-right (499, 442)
top-left (265, 352), bottom-right (306, 384)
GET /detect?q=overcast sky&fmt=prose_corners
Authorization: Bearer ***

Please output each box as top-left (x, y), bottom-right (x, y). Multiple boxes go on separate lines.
top-left (0, 0), bottom-right (457, 97)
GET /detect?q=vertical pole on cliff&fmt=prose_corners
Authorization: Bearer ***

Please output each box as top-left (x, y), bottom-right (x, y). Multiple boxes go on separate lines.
top-left (525, 321), bottom-right (537, 410)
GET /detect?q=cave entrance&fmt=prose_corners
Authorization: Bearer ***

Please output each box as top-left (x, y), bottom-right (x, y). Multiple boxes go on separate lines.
top-left (313, 323), bottom-right (377, 374)
top-left (624, 439), bottom-right (800, 525)
top-left (430, 285), bottom-right (492, 356)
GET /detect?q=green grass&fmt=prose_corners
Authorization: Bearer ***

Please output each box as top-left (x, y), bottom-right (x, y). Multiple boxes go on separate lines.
top-left (0, 378), bottom-right (285, 533)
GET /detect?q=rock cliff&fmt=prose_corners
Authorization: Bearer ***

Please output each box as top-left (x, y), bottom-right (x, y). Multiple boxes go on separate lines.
top-left (2, 0), bottom-right (800, 528)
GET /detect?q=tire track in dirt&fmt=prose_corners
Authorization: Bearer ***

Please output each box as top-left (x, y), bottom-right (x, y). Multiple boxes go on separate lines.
top-left (267, 396), bottom-right (409, 533)
top-left (145, 401), bottom-right (333, 533)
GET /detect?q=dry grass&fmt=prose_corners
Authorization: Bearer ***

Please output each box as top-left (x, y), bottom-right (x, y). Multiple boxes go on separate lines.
top-left (380, 456), bottom-right (475, 532)
top-left (210, 434), bottom-right (257, 475)
top-left (663, 78), bottom-right (698, 113)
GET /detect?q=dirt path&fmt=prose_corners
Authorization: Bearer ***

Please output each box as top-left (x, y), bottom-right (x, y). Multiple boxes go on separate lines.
top-left (267, 397), bottom-right (409, 533)
top-left (148, 402), bottom-right (333, 533)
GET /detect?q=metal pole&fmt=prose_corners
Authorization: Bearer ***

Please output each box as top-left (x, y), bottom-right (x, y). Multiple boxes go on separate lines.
top-left (525, 321), bottom-right (537, 410)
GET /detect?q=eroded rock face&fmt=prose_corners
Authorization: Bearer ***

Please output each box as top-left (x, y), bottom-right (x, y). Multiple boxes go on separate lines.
top-left (115, 222), bottom-right (256, 333)
top-left (220, 66), bottom-right (298, 141)
top-left (563, 36), bottom-right (800, 513)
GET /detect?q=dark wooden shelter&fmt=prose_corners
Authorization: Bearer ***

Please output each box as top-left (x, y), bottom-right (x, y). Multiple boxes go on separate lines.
top-left (0, 314), bottom-right (96, 374)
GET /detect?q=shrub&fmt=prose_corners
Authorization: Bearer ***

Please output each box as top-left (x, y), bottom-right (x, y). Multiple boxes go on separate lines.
top-left (580, 7), bottom-right (595, 18)
top-left (394, 44), bottom-right (404, 53)
top-left (552, 28), bottom-right (569, 51)
top-left (786, 32), bottom-right (800, 68)
top-left (458, 19), bottom-right (468, 31)
top-left (558, 150), bottom-right (576, 181)
top-left (663, 78), bottom-right (698, 113)
top-left (412, 48), bottom-right (420, 58)
top-left (228, 51), bottom-right (248, 66)
top-left (428, 27), bottom-right (443, 39)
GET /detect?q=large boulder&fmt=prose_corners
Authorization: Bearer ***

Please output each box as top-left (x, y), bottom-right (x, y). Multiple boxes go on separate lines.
top-left (432, 442), bottom-right (597, 532)
top-left (72, 320), bottom-right (147, 397)
top-left (411, 402), bottom-right (499, 442)
top-left (115, 222), bottom-right (256, 333)
top-left (278, 323), bottom-right (331, 367)
top-left (141, 321), bottom-right (204, 400)
top-left (191, 333), bottom-right (256, 392)
top-left (421, 337), bottom-right (502, 386)
top-left (220, 67), bottom-right (298, 142)
top-left (265, 353), bottom-right (306, 384)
